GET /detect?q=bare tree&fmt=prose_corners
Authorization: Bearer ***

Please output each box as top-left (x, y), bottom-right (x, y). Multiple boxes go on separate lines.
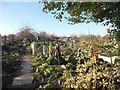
top-left (16, 25), bottom-right (36, 42)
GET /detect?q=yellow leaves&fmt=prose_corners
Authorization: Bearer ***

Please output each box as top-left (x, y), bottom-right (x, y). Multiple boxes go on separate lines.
top-left (35, 72), bottom-right (39, 76)
top-left (103, 72), bottom-right (109, 77)
top-left (86, 73), bottom-right (92, 81)
top-left (88, 53), bottom-right (92, 57)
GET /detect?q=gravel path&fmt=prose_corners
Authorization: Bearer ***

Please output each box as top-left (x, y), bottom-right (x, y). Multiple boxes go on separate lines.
top-left (11, 56), bottom-right (34, 88)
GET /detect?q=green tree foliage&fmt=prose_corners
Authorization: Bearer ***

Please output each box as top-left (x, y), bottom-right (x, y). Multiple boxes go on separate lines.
top-left (42, 2), bottom-right (120, 27)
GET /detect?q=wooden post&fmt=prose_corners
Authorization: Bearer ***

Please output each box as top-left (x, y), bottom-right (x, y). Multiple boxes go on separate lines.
top-left (55, 43), bottom-right (61, 65)
top-left (4, 35), bottom-right (7, 44)
top-left (93, 51), bottom-right (98, 64)
top-left (43, 45), bottom-right (46, 56)
top-left (48, 44), bottom-right (52, 57)
top-left (77, 48), bottom-right (81, 57)
top-left (31, 42), bottom-right (35, 56)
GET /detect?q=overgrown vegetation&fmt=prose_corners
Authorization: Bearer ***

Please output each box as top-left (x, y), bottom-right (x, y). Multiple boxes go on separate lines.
top-left (32, 40), bottom-right (120, 89)
top-left (1, 25), bottom-right (119, 89)
top-left (2, 41), bottom-right (26, 88)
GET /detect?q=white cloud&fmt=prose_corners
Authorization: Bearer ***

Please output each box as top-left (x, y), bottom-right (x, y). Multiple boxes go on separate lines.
top-left (0, 27), bottom-right (17, 36)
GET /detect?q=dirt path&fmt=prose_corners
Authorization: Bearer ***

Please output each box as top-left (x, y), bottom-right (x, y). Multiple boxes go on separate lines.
top-left (11, 55), bottom-right (34, 88)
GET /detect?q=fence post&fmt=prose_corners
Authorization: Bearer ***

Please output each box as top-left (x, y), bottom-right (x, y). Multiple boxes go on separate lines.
top-left (55, 43), bottom-right (61, 65)
top-left (48, 44), bottom-right (52, 57)
top-left (43, 45), bottom-right (46, 56)
top-left (31, 42), bottom-right (35, 56)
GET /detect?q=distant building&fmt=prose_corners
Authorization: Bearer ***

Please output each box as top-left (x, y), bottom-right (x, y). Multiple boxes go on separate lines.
top-left (61, 37), bottom-right (69, 42)
top-left (7, 34), bottom-right (16, 42)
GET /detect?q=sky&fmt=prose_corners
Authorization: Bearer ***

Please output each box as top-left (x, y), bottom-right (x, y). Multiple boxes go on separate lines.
top-left (0, 2), bottom-right (110, 37)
